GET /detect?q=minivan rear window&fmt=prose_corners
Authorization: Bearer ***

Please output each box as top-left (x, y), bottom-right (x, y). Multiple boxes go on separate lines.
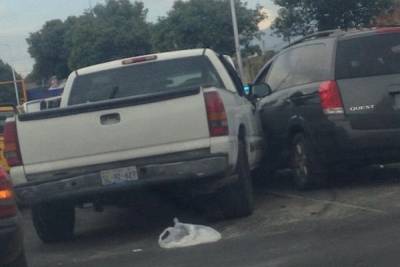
top-left (336, 33), bottom-right (400, 79)
top-left (68, 56), bottom-right (223, 105)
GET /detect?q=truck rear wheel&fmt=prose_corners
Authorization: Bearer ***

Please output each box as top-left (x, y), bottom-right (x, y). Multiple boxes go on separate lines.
top-left (32, 202), bottom-right (75, 243)
top-left (217, 139), bottom-right (254, 219)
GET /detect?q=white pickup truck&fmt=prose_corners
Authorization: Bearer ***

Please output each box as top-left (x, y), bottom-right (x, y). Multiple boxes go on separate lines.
top-left (4, 49), bottom-right (264, 242)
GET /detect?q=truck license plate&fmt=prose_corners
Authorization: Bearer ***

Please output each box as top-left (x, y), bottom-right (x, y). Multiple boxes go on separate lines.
top-left (100, 166), bottom-right (138, 185)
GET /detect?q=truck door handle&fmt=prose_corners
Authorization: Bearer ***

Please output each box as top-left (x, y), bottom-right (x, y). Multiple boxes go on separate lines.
top-left (100, 113), bottom-right (120, 125)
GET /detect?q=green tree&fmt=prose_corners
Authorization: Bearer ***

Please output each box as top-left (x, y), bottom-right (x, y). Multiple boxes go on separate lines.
top-left (272, 0), bottom-right (394, 40)
top-left (66, 0), bottom-right (152, 69)
top-left (26, 19), bottom-right (70, 81)
top-left (152, 0), bottom-right (266, 56)
top-left (27, 0), bottom-right (152, 79)
top-left (0, 60), bottom-right (21, 104)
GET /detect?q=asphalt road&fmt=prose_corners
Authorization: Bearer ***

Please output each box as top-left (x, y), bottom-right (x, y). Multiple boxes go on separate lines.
top-left (22, 168), bottom-right (400, 267)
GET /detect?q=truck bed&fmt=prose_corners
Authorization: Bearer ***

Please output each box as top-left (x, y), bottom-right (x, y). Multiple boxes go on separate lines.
top-left (16, 87), bottom-right (211, 180)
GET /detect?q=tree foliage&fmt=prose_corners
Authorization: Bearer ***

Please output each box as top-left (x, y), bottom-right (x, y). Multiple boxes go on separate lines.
top-left (26, 19), bottom-right (70, 81)
top-left (67, 0), bottom-right (152, 69)
top-left (0, 60), bottom-right (21, 104)
top-left (27, 0), bottom-right (266, 81)
top-left (152, 0), bottom-right (265, 56)
top-left (27, 0), bottom-right (152, 80)
top-left (272, 0), bottom-right (394, 41)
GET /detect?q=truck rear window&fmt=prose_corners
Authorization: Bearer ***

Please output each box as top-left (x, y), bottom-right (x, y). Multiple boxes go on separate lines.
top-left (68, 56), bottom-right (223, 105)
top-left (336, 33), bottom-right (400, 79)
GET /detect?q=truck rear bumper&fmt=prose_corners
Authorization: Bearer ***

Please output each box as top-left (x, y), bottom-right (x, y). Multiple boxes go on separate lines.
top-left (15, 154), bottom-right (229, 205)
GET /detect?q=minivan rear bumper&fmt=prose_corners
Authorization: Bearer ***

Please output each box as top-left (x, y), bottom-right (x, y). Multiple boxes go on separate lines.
top-left (313, 116), bottom-right (400, 166)
top-left (14, 153), bottom-right (230, 205)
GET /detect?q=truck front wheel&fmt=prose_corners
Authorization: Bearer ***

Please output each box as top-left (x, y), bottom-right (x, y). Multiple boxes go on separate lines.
top-left (217, 139), bottom-right (254, 219)
top-left (32, 202), bottom-right (75, 243)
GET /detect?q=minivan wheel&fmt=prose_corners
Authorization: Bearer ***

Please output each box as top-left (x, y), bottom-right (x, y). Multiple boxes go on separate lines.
top-left (217, 139), bottom-right (254, 219)
top-left (32, 202), bottom-right (75, 243)
top-left (291, 133), bottom-right (326, 190)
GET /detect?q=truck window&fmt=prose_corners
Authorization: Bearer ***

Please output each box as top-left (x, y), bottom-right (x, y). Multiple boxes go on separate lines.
top-left (336, 33), bottom-right (400, 79)
top-left (68, 56), bottom-right (223, 105)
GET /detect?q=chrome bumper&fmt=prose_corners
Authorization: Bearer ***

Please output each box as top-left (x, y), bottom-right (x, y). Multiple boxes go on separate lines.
top-left (15, 155), bottom-right (228, 205)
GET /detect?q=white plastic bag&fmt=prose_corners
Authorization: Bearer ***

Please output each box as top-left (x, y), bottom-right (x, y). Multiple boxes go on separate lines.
top-left (158, 218), bottom-right (221, 249)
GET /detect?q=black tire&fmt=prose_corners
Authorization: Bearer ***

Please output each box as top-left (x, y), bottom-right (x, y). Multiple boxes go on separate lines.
top-left (217, 139), bottom-right (254, 219)
top-left (4, 251), bottom-right (27, 267)
top-left (32, 202), bottom-right (75, 243)
top-left (291, 133), bottom-right (326, 190)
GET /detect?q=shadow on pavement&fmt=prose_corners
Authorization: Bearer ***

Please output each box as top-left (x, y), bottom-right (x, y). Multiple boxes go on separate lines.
top-left (71, 165), bottom-right (400, 245)
top-left (24, 164), bottom-right (400, 267)
top-left (256, 165), bottom-right (400, 192)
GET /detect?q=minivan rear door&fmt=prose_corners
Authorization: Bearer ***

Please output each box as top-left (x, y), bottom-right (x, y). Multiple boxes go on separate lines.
top-left (336, 31), bottom-right (400, 130)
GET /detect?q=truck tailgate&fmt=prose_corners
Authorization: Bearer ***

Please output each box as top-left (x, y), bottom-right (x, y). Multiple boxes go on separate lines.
top-left (17, 88), bottom-right (210, 175)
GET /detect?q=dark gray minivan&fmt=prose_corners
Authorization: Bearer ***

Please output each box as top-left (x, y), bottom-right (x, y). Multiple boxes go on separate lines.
top-left (250, 27), bottom-right (400, 189)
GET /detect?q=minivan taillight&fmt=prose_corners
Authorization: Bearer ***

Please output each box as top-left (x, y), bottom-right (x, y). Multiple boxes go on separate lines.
top-left (318, 80), bottom-right (344, 115)
top-left (4, 121), bottom-right (22, 167)
top-left (0, 168), bottom-right (17, 219)
top-left (204, 91), bottom-right (229, 137)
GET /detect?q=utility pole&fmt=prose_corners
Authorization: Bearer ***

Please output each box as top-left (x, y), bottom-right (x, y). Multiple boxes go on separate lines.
top-left (230, 0), bottom-right (244, 79)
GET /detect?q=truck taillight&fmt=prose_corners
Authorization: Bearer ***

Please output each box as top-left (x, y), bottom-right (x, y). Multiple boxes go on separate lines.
top-left (318, 80), bottom-right (344, 115)
top-left (0, 168), bottom-right (17, 219)
top-left (4, 121), bottom-right (22, 167)
top-left (204, 91), bottom-right (229, 137)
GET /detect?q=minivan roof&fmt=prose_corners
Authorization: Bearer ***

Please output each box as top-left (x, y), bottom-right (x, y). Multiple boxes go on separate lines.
top-left (286, 27), bottom-right (400, 48)
top-left (339, 27), bottom-right (400, 39)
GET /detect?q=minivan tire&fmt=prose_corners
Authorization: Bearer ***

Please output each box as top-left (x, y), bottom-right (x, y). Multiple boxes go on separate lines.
top-left (291, 133), bottom-right (326, 190)
top-left (32, 202), bottom-right (75, 243)
top-left (217, 139), bottom-right (254, 219)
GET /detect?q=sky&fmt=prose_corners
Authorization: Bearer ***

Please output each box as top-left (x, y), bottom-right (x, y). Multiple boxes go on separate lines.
top-left (0, 0), bottom-right (278, 77)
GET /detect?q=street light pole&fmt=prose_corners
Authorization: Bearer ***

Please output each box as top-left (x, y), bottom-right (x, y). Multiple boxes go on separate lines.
top-left (230, 0), bottom-right (245, 79)
top-left (0, 43), bottom-right (20, 105)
